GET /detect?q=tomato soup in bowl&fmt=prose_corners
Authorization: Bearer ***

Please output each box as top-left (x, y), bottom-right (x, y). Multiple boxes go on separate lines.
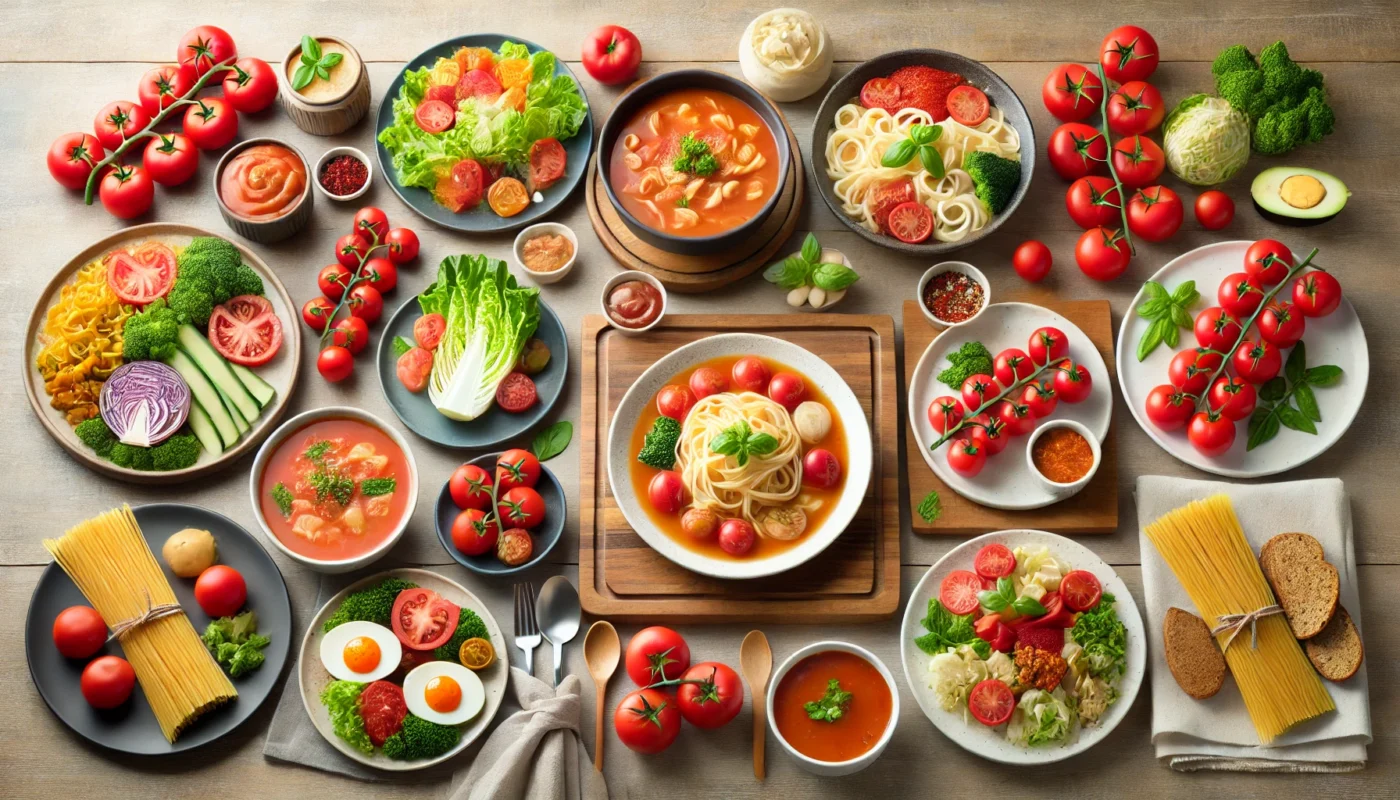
top-left (768, 641), bottom-right (899, 776)
top-left (250, 407), bottom-right (417, 573)
top-left (214, 137), bottom-right (314, 244)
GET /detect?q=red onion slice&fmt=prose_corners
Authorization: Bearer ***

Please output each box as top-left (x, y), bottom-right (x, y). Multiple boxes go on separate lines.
top-left (99, 361), bottom-right (191, 447)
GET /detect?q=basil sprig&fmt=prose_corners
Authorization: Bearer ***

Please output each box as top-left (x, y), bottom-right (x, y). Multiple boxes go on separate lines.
top-left (879, 124), bottom-right (945, 179)
top-left (708, 420), bottom-right (779, 467)
top-left (1135, 280), bottom-right (1199, 361)
top-left (762, 233), bottom-right (860, 293)
top-left (977, 576), bottom-right (1047, 617)
top-left (1247, 341), bottom-right (1343, 450)
top-left (531, 421), bottom-right (573, 462)
top-left (292, 35), bottom-right (344, 91)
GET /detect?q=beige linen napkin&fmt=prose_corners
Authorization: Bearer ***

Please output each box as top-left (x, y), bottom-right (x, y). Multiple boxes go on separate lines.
top-left (1136, 475), bottom-right (1371, 772)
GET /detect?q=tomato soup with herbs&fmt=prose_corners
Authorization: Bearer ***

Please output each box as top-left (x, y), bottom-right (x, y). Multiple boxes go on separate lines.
top-left (258, 418), bottom-right (411, 561)
top-left (773, 650), bottom-right (893, 763)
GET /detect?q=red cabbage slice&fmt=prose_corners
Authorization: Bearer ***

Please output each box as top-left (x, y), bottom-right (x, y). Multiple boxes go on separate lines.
top-left (99, 361), bottom-right (191, 447)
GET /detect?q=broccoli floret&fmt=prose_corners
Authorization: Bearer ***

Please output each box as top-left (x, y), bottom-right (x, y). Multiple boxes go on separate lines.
top-left (166, 275), bottom-right (216, 327)
top-left (323, 578), bottom-right (417, 632)
top-left (75, 416), bottom-right (116, 457)
top-left (222, 264), bottom-right (265, 300)
top-left (636, 416), bottom-right (682, 470)
top-left (122, 299), bottom-right (183, 361)
top-left (1212, 41), bottom-right (1334, 155)
top-left (382, 714), bottom-right (461, 760)
top-left (433, 608), bottom-right (490, 662)
top-left (168, 236), bottom-right (264, 325)
top-left (109, 442), bottom-right (154, 470)
top-left (216, 641), bottom-right (240, 663)
top-left (1215, 68), bottom-right (1268, 118)
top-left (227, 644), bottom-right (266, 678)
top-left (201, 622), bottom-right (229, 652)
top-left (151, 433), bottom-right (201, 471)
top-left (963, 151), bottom-right (1021, 215)
top-left (1211, 44), bottom-right (1256, 77)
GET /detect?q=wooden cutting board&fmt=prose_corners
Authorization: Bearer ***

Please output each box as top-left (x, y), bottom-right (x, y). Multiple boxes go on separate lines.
top-left (579, 314), bottom-right (900, 622)
top-left (902, 299), bottom-right (1119, 534)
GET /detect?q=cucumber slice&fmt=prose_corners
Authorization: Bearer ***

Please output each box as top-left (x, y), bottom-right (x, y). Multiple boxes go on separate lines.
top-left (186, 402), bottom-right (224, 457)
top-left (176, 325), bottom-right (260, 422)
top-left (215, 380), bottom-right (250, 435)
top-left (230, 362), bottom-right (275, 408)
top-left (166, 350), bottom-right (238, 448)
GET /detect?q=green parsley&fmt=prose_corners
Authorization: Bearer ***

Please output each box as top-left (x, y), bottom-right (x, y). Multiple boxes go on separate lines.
top-left (936, 341), bottom-right (994, 390)
top-left (271, 483), bottom-right (295, 518)
top-left (304, 440), bottom-right (332, 463)
top-left (803, 679), bottom-right (853, 723)
top-left (308, 468), bottom-right (355, 506)
top-left (672, 133), bottom-right (719, 177)
top-left (917, 490), bottom-right (942, 523)
top-left (360, 477), bottom-right (397, 496)
top-left (675, 195), bottom-right (690, 208)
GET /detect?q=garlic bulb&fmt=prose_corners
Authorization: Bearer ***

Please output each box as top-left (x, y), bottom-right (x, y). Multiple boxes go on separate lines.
top-left (738, 8), bottom-right (833, 102)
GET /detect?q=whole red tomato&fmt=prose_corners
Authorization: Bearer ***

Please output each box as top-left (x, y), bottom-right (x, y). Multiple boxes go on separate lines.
top-left (317, 345), bottom-right (355, 382)
top-left (354, 207), bottom-right (391, 242)
top-left (138, 64), bottom-right (195, 116)
top-left (1075, 227), bottom-right (1131, 281)
top-left (1209, 376), bottom-right (1257, 421)
top-left (93, 101), bottom-right (151, 151)
top-left (614, 688), bottom-right (680, 754)
top-left (1195, 190), bottom-right (1235, 230)
top-left (1168, 347), bottom-right (1222, 395)
top-left (1106, 81), bottom-right (1165, 135)
top-left (1054, 362), bottom-right (1093, 403)
top-left (927, 396), bottom-right (965, 433)
top-left (348, 285), bottom-right (384, 323)
top-left (626, 626), bottom-right (690, 686)
top-left (48, 132), bottom-right (106, 190)
top-left (301, 296), bottom-right (335, 331)
top-left (1292, 271), bottom-right (1343, 317)
top-left (1127, 186), bottom-right (1183, 242)
top-left (1232, 339), bottom-right (1282, 384)
top-left (363, 257), bottom-right (398, 294)
top-left (194, 565), bottom-right (246, 617)
top-left (995, 399), bottom-right (1037, 436)
top-left (1244, 239), bottom-right (1293, 284)
top-left (1029, 326), bottom-right (1070, 366)
top-left (332, 316), bottom-right (371, 354)
top-left (318, 263), bottom-right (352, 299)
top-left (336, 233), bottom-right (370, 268)
top-left (1145, 384), bottom-right (1194, 431)
top-left (1218, 272), bottom-right (1264, 317)
top-left (1047, 122), bottom-right (1107, 181)
top-left (677, 662), bottom-right (744, 729)
top-left (451, 509), bottom-right (498, 556)
top-left (1021, 382), bottom-right (1059, 418)
top-left (498, 486), bottom-right (546, 529)
top-left (1012, 240), bottom-right (1052, 282)
top-left (184, 98), bottom-right (238, 150)
top-left (496, 448), bottom-right (541, 492)
top-left (1194, 306), bottom-right (1242, 352)
top-left (1042, 64), bottom-right (1104, 123)
top-left (81, 655), bottom-right (136, 709)
top-left (99, 164), bottom-right (154, 219)
top-left (143, 133), bottom-right (199, 186)
top-left (1111, 135), bottom-right (1165, 188)
top-left (1258, 302), bottom-right (1305, 348)
top-left (993, 347), bottom-right (1034, 387)
top-left (582, 25), bottom-right (642, 85)
top-left (964, 414), bottom-right (1010, 455)
top-left (385, 228), bottom-right (420, 263)
top-left (222, 57), bottom-right (279, 113)
top-left (1188, 409), bottom-right (1236, 457)
top-left (450, 464), bottom-right (494, 510)
top-left (947, 437), bottom-right (986, 477)
top-left (1065, 176), bottom-right (1120, 229)
top-left (1101, 25), bottom-right (1159, 83)
top-left (178, 25), bottom-right (237, 78)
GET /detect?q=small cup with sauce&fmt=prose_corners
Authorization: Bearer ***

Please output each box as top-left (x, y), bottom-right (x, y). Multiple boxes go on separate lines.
top-left (513, 222), bottom-right (578, 284)
top-left (314, 146), bottom-right (372, 202)
top-left (213, 137), bottom-right (313, 244)
top-left (601, 271), bottom-right (667, 336)
top-left (918, 261), bottom-right (990, 329)
top-left (1026, 418), bottom-right (1101, 498)
top-left (278, 35), bottom-right (372, 136)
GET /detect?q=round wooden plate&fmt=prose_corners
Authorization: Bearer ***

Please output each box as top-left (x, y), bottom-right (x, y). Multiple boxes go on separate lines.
top-left (23, 223), bottom-right (301, 484)
top-left (585, 109), bottom-right (804, 293)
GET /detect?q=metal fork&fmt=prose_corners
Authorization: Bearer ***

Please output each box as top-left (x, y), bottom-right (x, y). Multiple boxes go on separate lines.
top-left (513, 582), bottom-right (542, 676)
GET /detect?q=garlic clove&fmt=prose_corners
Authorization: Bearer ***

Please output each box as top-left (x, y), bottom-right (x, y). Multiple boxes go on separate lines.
top-left (786, 285), bottom-right (811, 307)
top-left (808, 286), bottom-right (827, 308)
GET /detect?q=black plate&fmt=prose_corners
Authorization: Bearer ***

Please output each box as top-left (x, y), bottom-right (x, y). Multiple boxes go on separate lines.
top-left (433, 452), bottom-right (565, 576)
top-left (374, 33), bottom-right (594, 233)
top-left (25, 504), bottom-right (292, 755)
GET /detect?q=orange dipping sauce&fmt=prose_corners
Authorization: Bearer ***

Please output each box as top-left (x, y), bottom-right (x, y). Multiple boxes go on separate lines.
top-left (220, 144), bottom-right (307, 220)
top-left (773, 650), bottom-right (893, 763)
top-left (1031, 426), bottom-right (1094, 484)
top-left (257, 418), bottom-right (411, 562)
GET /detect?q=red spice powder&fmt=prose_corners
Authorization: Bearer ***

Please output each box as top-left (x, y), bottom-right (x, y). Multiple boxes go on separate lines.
top-left (1032, 427), bottom-right (1094, 484)
top-left (319, 154), bottom-right (368, 196)
top-left (890, 65), bottom-right (964, 121)
top-left (922, 270), bottom-right (985, 323)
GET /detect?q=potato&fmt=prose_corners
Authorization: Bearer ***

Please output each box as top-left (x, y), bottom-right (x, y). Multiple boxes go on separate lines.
top-left (162, 528), bottom-right (217, 578)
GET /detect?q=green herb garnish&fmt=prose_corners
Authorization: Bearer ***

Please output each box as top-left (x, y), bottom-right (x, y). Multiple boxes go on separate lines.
top-left (914, 598), bottom-right (991, 659)
top-left (292, 35), bottom-right (345, 92)
top-left (308, 468), bottom-right (355, 506)
top-left (1070, 593), bottom-right (1127, 678)
top-left (978, 576), bottom-right (1048, 617)
top-left (1135, 279), bottom-right (1199, 361)
top-left (201, 611), bottom-right (271, 678)
top-left (531, 420), bottom-right (573, 462)
top-left (762, 233), bottom-right (859, 293)
top-left (917, 490), bottom-right (942, 523)
top-left (936, 341), bottom-right (994, 390)
top-left (803, 679), bottom-right (854, 723)
top-left (271, 482), bottom-right (295, 518)
top-left (392, 335), bottom-right (414, 357)
top-left (879, 124), bottom-right (945, 178)
top-left (675, 195), bottom-right (689, 208)
top-left (708, 420), bottom-right (779, 467)
top-left (1246, 340), bottom-right (1343, 450)
top-left (304, 440), bottom-right (332, 463)
top-left (672, 133), bottom-right (719, 177)
top-left (360, 477), bottom-right (397, 496)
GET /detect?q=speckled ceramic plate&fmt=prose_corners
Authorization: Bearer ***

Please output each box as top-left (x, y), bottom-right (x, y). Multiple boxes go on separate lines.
top-left (434, 451), bottom-right (565, 575)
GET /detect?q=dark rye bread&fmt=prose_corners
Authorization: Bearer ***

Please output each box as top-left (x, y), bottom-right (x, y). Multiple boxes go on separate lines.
top-left (1164, 607), bottom-right (1226, 699)
top-left (1305, 606), bottom-right (1364, 682)
top-left (1260, 533), bottom-right (1339, 640)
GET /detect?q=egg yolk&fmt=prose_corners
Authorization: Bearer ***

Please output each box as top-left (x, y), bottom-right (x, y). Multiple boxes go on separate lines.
top-left (425, 675), bottom-right (462, 712)
top-left (343, 636), bottom-right (382, 674)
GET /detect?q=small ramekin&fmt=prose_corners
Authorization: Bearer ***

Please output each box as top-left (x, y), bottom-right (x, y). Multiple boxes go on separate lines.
top-left (917, 261), bottom-right (991, 328)
top-left (1025, 418), bottom-right (1102, 498)
top-left (600, 271), bottom-right (667, 336)
top-left (213, 137), bottom-right (314, 244)
top-left (513, 222), bottom-right (578, 285)
top-left (313, 146), bottom-right (372, 202)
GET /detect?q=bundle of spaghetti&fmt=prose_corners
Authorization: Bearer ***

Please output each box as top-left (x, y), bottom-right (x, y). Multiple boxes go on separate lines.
top-left (1143, 495), bottom-right (1333, 742)
top-left (44, 505), bottom-right (235, 741)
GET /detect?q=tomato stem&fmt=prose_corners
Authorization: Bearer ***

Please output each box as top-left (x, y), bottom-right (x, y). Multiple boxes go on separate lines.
top-left (317, 231), bottom-right (389, 351)
top-left (929, 357), bottom-right (1072, 450)
top-left (1093, 63), bottom-right (1136, 257)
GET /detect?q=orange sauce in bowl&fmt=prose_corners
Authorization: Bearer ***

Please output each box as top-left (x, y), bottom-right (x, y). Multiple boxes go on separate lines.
top-left (220, 144), bottom-right (307, 220)
top-left (773, 650), bottom-right (893, 763)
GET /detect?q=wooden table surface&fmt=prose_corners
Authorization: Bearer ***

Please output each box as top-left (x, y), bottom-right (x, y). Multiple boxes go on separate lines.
top-left (2, 2), bottom-right (1396, 797)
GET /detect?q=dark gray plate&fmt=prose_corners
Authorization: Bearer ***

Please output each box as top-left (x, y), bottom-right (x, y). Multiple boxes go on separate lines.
top-left (374, 33), bottom-right (594, 233)
top-left (24, 504), bottom-right (291, 756)
top-left (375, 294), bottom-right (567, 449)
top-left (809, 49), bottom-right (1036, 255)
top-left (433, 452), bottom-right (565, 576)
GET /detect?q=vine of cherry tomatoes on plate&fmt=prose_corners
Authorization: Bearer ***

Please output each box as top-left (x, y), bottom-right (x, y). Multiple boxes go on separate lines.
top-left (613, 626), bottom-right (744, 754)
top-left (302, 207), bottom-right (421, 382)
top-left (1143, 239), bottom-right (1345, 456)
top-left (46, 25), bottom-right (278, 219)
top-left (929, 327), bottom-right (1094, 478)
top-left (446, 449), bottom-right (549, 567)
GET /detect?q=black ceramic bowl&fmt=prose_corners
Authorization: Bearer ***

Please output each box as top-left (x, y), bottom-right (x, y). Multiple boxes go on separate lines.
top-left (434, 452), bottom-right (565, 576)
top-left (810, 50), bottom-right (1035, 255)
top-left (598, 69), bottom-right (792, 255)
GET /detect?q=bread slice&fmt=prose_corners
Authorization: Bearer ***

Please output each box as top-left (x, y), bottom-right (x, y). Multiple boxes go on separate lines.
top-left (1305, 605), bottom-right (1364, 682)
top-left (1260, 533), bottom-right (1339, 639)
top-left (1164, 607), bottom-right (1227, 699)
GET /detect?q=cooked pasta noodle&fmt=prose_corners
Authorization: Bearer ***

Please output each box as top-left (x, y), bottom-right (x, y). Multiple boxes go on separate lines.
top-left (35, 257), bottom-right (134, 425)
top-left (1144, 495), bottom-right (1335, 743)
top-left (44, 506), bottom-right (236, 742)
top-left (824, 104), bottom-right (1020, 242)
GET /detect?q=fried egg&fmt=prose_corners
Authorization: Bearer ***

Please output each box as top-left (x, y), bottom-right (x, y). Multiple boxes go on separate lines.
top-left (320, 621), bottom-right (402, 682)
top-left (402, 661), bottom-right (485, 725)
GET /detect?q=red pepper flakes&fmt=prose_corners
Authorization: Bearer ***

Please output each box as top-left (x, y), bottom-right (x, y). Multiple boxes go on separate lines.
top-left (890, 65), bottom-right (964, 121)
top-left (319, 154), bottom-right (368, 196)
top-left (923, 270), bottom-right (985, 323)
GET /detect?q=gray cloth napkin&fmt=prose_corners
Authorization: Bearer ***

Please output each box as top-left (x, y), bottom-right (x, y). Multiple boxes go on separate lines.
top-left (1136, 475), bottom-right (1371, 773)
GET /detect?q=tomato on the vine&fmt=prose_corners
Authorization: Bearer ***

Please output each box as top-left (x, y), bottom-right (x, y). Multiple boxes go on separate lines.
top-left (1100, 25), bottom-right (1159, 83)
top-left (964, 414), bottom-right (1010, 456)
top-left (142, 133), bottom-right (198, 186)
top-left (928, 396), bottom-right (964, 434)
top-left (99, 164), bottom-right (154, 219)
top-left (1029, 326), bottom-right (1070, 366)
top-left (353, 207), bottom-right (391, 242)
top-left (1232, 339), bottom-right (1282, 384)
top-left (178, 25), bottom-right (237, 78)
top-left (1065, 176), bottom-right (1121, 229)
top-left (1145, 384), bottom-right (1195, 431)
top-left (318, 263), bottom-right (352, 300)
top-left (1194, 306), bottom-right (1242, 352)
top-left (332, 316), bottom-right (371, 355)
top-left (221, 57), bottom-right (278, 113)
top-left (1188, 409), bottom-right (1236, 457)
top-left (1047, 122), bottom-right (1108, 180)
top-left (1127, 185), bottom-right (1183, 242)
top-left (1244, 239), bottom-right (1293, 285)
top-left (947, 437), bottom-right (987, 477)
top-left (1053, 362), bottom-right (1093, 403)
top-left (348, 284), bottom-right (384, 323)
top-left (1218, 272), bottom-right (1265, 317)
top-left (1258, 301), bottom-right (1306, 348)
top-left (1075, 227), bottom-right (1131, 281)
top-left (301, 296), bottom-right (336, 331)
top-left (1042, 64), bottom-right (1104, 122)
top-left (385, 228), bottom-right (420, 263)
top-left (336, 234), bottom-right (370, 268)
top-left (1168, 348), bottom-right (1223, 395)
top-left (1195, 190), bottom-right (1235, 230)
top-left (1021, 381), bottom-right (1059, 419)
top-left (183, 98), bottom-right (238, 150)
top-left (1292, 271), bottom-right (1343, 317)
top-left (1012, 240), bottom-right (1053, 282)
top-left (1209, 376), bottom-right (1257, 421)
top-left (138, 64), bottom-right (195, 116)
top-left (1106, 81), bottom-right (1165, 135)
top-left (317, 345), bottom-right (355, 382)
top-left (614, 688), bottom-right (680, 754)
top-left (93, 101), bottom-right (151, 151)
top-left (995, 399), bottom-right (1037, 437)
top-left (363, 257), bottom-right (398, 294)
top-left (1111, 135), bottom-right (1165, 188)
top-left (960, 374), bottom-right (1001, 412)
top-left (677, 662), bottom-right (744, 729)
top-left (625, 626), bottom-right (690, 686)
top-left (993, 347), bottom-right (1035, 387)
top-left (48, 132), bottom-right (106, 190)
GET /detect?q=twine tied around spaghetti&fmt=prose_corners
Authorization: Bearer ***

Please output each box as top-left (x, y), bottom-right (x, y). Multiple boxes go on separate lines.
top-left (1210, 604), bottom-right (1284, 652)
top-left (107, 591), bottom-right (183, 642)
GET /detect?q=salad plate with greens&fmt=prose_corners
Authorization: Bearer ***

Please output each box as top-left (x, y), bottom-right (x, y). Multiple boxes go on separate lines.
top-left (899, 529), bottom-right (1144, 763)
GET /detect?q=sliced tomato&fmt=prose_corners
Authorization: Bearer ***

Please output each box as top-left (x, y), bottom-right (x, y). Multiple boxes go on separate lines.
top-left (528, 137), bottom-right (567, 193)
top-left (456, 68), bottom-right (503, 102)
top-left (208, 295), bottom-right (283, 367)
top-left (415, 99), bottom-right (456, 133)
top-left (1060, 569), bottom-right (1103, 611)
top-left (946, 85), bottom-right (990, 126)
top-left (869, 178), bottom-right (916, 233)
top-left (888, 201), bottom-right (932, 243)
top-left (396, 347), bottom-right (433, 393)
top-left (860, 77), bottom-right (903, 112)
top-left (413, 313), bottom-right (446, 350)
top-left (495, 371), bottom-right (537, 412)
top-left (973, 543), bottom-right (1016, 579)
top-left (968, 679), bottom-right (1015, 726)
top-left (107, 242), bottom-right (176, 306)
top-left (425, 84), bottom-right (457, 106)
top-left (390, 588), bottom-right (460, 651)
top-left (939, 570), bottom-right (983, 616)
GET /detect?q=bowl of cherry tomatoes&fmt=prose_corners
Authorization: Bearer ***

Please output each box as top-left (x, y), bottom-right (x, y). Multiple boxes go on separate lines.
top-left (434, 449), bottom-right (565, 576)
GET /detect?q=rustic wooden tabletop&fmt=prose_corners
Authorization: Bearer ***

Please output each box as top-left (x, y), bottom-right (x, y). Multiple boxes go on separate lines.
top-left (1, 1), bottom-right (1395, 797)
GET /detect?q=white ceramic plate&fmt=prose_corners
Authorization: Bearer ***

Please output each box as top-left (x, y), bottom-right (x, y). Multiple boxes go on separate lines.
top-left (899, 530), bottom-right (1146, 765)
top-left (605, 333), bottom-right (873, 580)
top-left (1117, 240), bottom-right (1368, 478)
top-left (908, 303), bottom-right (1111, 510)
top-left (299, 569), bottom-right (508, 771)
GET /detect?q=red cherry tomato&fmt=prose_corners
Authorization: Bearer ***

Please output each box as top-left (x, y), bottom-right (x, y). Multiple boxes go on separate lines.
top-left (1021, 382), bottom-right (1058, 419)
top-left (194, 565), bottom-right (247, 617)
top-left (1111, 135), bottom-right (1165, 188)
top-left (947, 437), bottom-right (987, 477)
top-left (142, 133), bottom-right (199, 187)
top-left (1012, 240), bottom-right (1053, 283)
top-left (1053, 362), bottom-right (1093, 403)
top-left (449, 464), bottom-right (494, 510)
top-left (363, 257), bottom-right (398, 294)
top-left (1046, 122), bottom-right (1107, 180)
top-left (859, 77), bottom-right (904, 113)
top-left (1060, 570), bottom-right (1103, 611)
top-left (940, 570), bottom-right (984, 615)
top-left (995, 399), bottom-right (1037, 437)
top-left (1106, 81), bottom-right (1165, 135)
top-left (221, 57), bottom-right (278, 113)
top-left (1042, 64), bottom-right (1104, 123)
top-left (802, 448), bottom-right (842, 489)
top-left (318, 263), bottom-right (352, 299)
top-left (688, 367), bottom-right (729, 400)
top-left (451, 508), bottom-right (498, 556)
top-left (348, 284), bottom-right (384, 323)
top-left (1065, 176), bottom-right (1121, 229)
top-left (581, 25), bottom-right (643, 85)
top-left (301, 296), bottom-right (336, 331)
top-left (1100, 25), bottom-right (1159, 83)
top-left (1218, 272), bottom-right (1265, 317)
top-left (927, 396), bottom-right (965, 434)
top-left (497, 486), bottom-right (546, 529)
top-left (495, 448), bottom-right (541, 492)
top-left (656, 385), bottom-right (695, 420)
top-left (99, 164), bottom-right (155, 220)
top-left (81, 655), bottom-right (136, 709)
top-left (1168, 347), bottom-right (1223, 395)
top-left (183, 98), bottom-right (238, 150)
top-left (1188, 410), bottom-right (1236, 457)
top-left (93, 101), bottom-right (151, 151)
top-left (1292, 271), bottom-right (1343, 317)
top-left (1194, 307), bottom-right (1242, 352)
top-left (1145, 384), bottom-right (1195, 431)
top-left (332, 316), bottom-right (371, 355)
top-left (718, 519), bottom-right (756, 556)
top-left (48, 132), bottom-right (106, 190)
top-left (1232, 339), bottom-right (1281, 384)
top-left (353, 207), bottom-right (391, 242)
top-left (1244, 239), bottom-right (1294, 285)
top-left (947, 85), bottom-right (990, 126)
top-left (614, 688), bottom-right (681, 754)
top-left (178, 25), bottom-right (237, 78)
top-left (1258, 302), bottom-right (1306, 348)
top-left (993, 348), bottom-right (1035, 387)
top-left (677, 662), bottom-right (744, 729)
top-left (336, 233), bottom-right (369, 268)
top-left (138, 64), bottom-right (195, 117)
top-left (52, 606), bottom-right (107, 660)
top-left (317, 345), bottom-right (355, 382)
top-left (1028, 327), bottom-right (1070, 366)
top-left (1194, 190), bottom-right (1235, 230)
top-left (731, 356), bottom-right (771, 392)
top-left (964, 415), bottom-right (1010, 455)
top-left (974, 543), bottom-right (1016, 579)
top-left (386, 228), bottom-right (420, 263)
top-left (960, 374), bottom-right (1001, 412)
top-left (767, 372), bottom-right (807, 411)
top-left (1127, 185), bottom-right (1183, 242)
top-left (1075, 227), bottom-right (1131, 281)
top-left (1209, 376), bottom-right (1257, 421)
top-left (647, 471), bottom-right (686, 514)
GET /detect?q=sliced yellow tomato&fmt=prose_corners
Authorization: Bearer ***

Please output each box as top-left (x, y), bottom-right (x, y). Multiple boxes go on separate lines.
top-left (499, 86), bottom-right (526, 113)
top-left (429, 58), bottom-right (461, 87)
top-left (495, 58), bottom-right (532, 91)
top-left (487, 177), bottom-right (530, 217)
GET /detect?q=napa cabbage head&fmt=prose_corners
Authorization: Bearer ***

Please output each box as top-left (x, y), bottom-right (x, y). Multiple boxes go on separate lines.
top-left (1007, 687), bottom-right (1075, 747)
top-left (419, 255), bottom-right (540, 421)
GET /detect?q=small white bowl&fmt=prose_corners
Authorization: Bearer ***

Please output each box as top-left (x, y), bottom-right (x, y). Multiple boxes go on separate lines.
top-left (917, 261), bottom-right (991, 328)
top-left (1024, 418), bottom-right (1102, 498)
top-left (249, 406), bottom-right (417, 573)
top-left (600, 270), bottom-right (667, 336)
top-left (791, 248), bottom-right (854, 313)
top-left (767, 641), bottom-right (900, 777)
top-left (312, 146), bottom-right (372, 202)
top-left (513, 222), bottom-right (578, 284)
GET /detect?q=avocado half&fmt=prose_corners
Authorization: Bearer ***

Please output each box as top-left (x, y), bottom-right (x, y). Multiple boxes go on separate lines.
top-left (1251, 167), bottom-right (1349, 226)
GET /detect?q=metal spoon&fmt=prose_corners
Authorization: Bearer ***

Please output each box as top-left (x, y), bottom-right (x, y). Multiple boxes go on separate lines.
top-left (583, 620), bottom-right (620, 772)
top-left (535, 575), bottom-right (581, 686)
top-left (739, 630), bottom-right (773, 780)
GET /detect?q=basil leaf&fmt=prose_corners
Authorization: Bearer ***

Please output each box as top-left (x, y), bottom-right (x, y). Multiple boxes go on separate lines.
top-left (910, 124), bottom-right (940, 145)
top-left (531, 421), bottom-right (573, 462)
top-left (391, 335), bottom-right (414, 357)
top-left (292, 64), bottom-right (314, 91)
top-left (880, 139), bottom-right (917, 168)
top-left (1305, 365), bottom-right (1343, 386)
top-left (917, 490), bottom-right (942, 523)
top-left (800, 233), bottom-right (821, 265)
top-left (1259, 377), bottom-right (1287, 403)
top-left (919, 145), bottom-right (946, 179)
top-left (1285, 340), bottom-right (1307, 384)
top-left (1137, 298), bottom-right (1169, 319)
top-left (734, 449), bottom-right (749, 467)
top-left (1276, 403), bottom-right (1318, 434)
top-left (1142, 281), bottom-right (1169, 303)
top-left (996, 576), bottom-right (1014, 600)
top-left (762, 259), bottom-right (786, 284)
top-left (1137, 318), bottom-right (1165, 362)
top-left (978, 589), bottom-right (1008, 612)
top-left (1247, 406), bottom-right (1281, 451)
top-left (1171, 280), bottom-right (1199, 305)
top-left (746, 432), bottom-right (780, 456)
top-left (771, 255), bottom-right (810, 291)
top-left (1163, 320), bottom-right (1180, 348)
top-left (709, 432), bottom-right (740, 456)
top-left (301, 35), bottom-right (321, 63)
top-left (1012, 595), bottom-right (1048, 616)
top-left (316, 66), bottom-right (331, 81)
top-left (1170, 304), bottom-right (1194, 329)
top-left (321, 52), bottom-right (343, 69)
top-left (812, 262), bottom-right (860, 292)
top-left (1294, 383), bottom-right (1321, 422)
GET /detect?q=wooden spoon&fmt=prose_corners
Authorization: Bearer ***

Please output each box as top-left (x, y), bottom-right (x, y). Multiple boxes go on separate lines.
top-left (583, 620), bottom-right (620, 772)
top-left (739, 630), bottom-right (773, 780)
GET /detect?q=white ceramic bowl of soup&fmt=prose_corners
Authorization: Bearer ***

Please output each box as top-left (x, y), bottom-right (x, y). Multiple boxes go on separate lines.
top-left (606, 333), bottom-right (872, 579)
top-left (767, 641), bottom-right (900, 776)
